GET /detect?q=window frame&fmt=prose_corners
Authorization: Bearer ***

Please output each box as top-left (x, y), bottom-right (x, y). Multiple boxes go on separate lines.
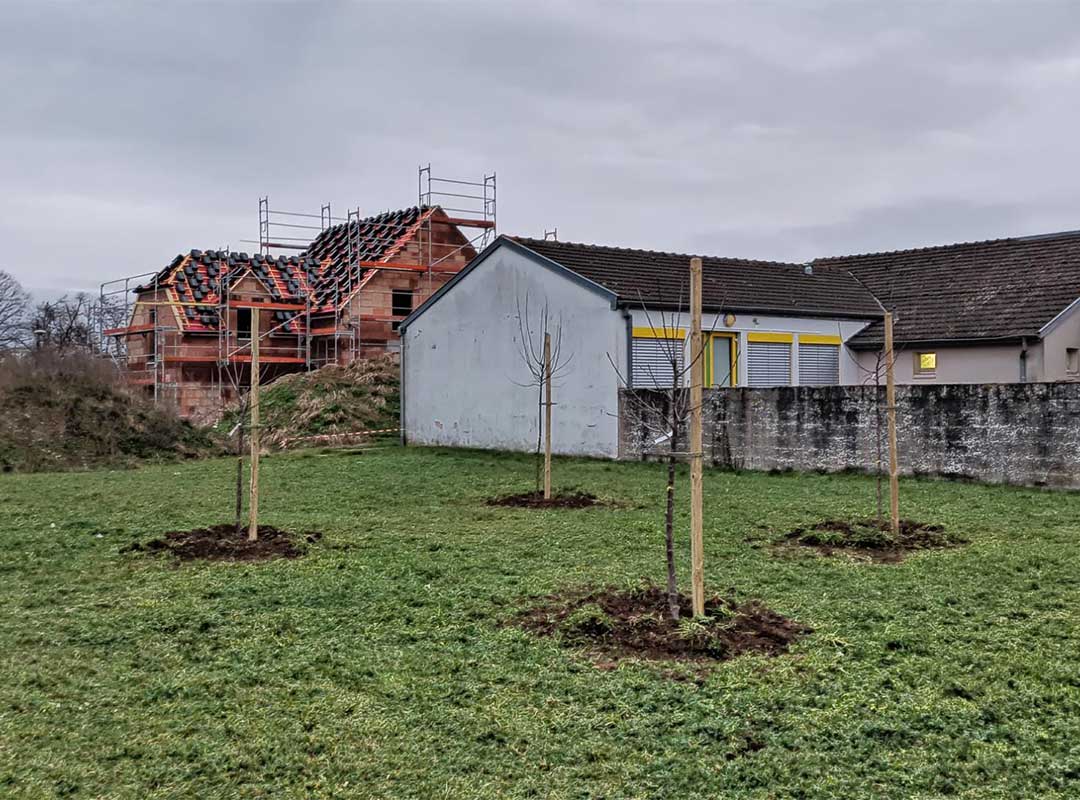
top-left (236, 307), bottom-right (253, 341)
top-left (746, 332), bottom-right (793, 387)
top-left (630, 328), bottom-right (686, 389)
top-left (797, 341), bottom-right (841, 385)
top-left (706, 332), bottom-right (738, 387)
top-left (913, 351), bottom-right (937, 378)
top-left (391, 289), bottom-right (414, 331)
top-left (1066, 347), bottom-right (1079, 375)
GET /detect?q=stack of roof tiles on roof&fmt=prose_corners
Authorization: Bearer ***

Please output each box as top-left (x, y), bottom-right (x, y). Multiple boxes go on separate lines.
top-left (514, 237), bottom-right (883, 318)
top-left (814, 229), bottom-right (1080, 348)
top-left (146, 206), bottom-right (437, 333)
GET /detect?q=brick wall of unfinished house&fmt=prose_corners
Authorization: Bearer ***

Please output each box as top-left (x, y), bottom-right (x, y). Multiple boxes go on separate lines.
top-left (347, 216), bottom-right (476, 359)
top-left (125, 278), bottom-right (305, 422)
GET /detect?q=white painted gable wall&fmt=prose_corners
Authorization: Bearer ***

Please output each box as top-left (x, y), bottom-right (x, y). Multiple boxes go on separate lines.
top-left (402, 245), bottom-right (627, 458)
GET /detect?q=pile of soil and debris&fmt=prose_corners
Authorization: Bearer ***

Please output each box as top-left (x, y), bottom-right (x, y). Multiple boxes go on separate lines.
top-left (0, 351), bottom-right (214, 473)
top-left (515, 584), bottom-right (810, 664)
top-left (221, 355), bottom-right (399, 449)
top-left (778, 518), bottom-right (963, 563)
top-left (122, 524), bottom-right (321, 563)
top-left (488, 490), bottom-right (602, 509)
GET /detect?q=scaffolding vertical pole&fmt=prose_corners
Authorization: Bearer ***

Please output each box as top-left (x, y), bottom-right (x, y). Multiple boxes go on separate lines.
top-left (153, 270), bottom-right (162, 405)
top-left (305, 295), bottom-right (312, 370)
top-left (259, 197), bottom-right (270, 256)
top-left (486, 172), bottom-right (497, 243)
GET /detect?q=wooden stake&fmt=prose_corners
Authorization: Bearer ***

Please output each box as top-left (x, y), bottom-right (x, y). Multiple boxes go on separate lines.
top-left (543, 332), bottom-right (552, 501)
top-left (248, 310), bottom-right (260, 542)
top-left (884, 311), bottom-right (900, 537)
top-left (689, 257), bottom-right (705, 617)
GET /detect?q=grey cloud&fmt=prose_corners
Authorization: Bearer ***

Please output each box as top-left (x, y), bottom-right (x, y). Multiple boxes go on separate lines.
top-left (1, 1), bottom-right (1079, 293)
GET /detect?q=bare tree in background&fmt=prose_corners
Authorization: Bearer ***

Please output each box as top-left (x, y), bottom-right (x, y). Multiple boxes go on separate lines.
top-left (30, 293), bottom-right (125, 354)
top-left (608, 285), bottom-right (725, 622)
top-left (0, 271), bottom-right (31, 351)
top-left (514, 293), bottom-right (574, 496)
top-left (31, 294), bottom-right (93, 352)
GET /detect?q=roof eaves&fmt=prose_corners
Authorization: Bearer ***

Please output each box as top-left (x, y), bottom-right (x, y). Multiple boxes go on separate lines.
top-left (1038, 294), bottom-right (1080, 338)
top-left (846, 332), bottom-right (1033, 351)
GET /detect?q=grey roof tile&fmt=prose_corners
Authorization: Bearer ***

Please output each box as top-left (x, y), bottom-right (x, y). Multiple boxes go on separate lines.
top-left (815, 230), bottom-right (1080, 348)
top-left (514, 237), bottom-right (883, 319)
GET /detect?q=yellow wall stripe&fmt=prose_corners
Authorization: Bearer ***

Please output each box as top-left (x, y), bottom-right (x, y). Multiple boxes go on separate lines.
top-left (747, 332), bottom-right (793, 343)
top-left (632, 326), bottom-right (685, 339)
top-left (798, 334), bottom-right (842, 345)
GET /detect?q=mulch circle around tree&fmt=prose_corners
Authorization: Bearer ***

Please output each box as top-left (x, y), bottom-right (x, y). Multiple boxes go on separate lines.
top-left (121, 524), bottom-right (322, 563)
top-left (487, 491), bottom-right (603, 509)
top-left (514, 584), bottom-right (810, 665)
top-left (776, 518), bottom-right (965, 563)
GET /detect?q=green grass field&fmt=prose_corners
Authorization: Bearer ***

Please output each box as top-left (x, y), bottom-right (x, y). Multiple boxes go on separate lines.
top-left (1, 447), bottom-right (1078, 799)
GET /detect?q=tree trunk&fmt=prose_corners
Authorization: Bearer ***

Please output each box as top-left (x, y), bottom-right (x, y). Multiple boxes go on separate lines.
top-left (664, 371), bottom-right (680, 622)
top-left (235, 416), bottom-right (245, 536)
top-left (875, 364), bottom-right (883, 527)
top-left (543, 333), bottom-right (552, 500)
top-left (535, 384), bottom-right (543, 495)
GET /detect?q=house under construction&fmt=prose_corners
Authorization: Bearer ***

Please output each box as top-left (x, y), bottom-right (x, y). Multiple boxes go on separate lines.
top-left (101, 168), bottom-right (495, 421)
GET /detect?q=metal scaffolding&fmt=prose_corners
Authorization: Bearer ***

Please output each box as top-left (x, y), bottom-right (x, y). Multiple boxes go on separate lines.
top-left (100, 166), bottom-right (497, 417)
top-left (245, 197), bottom-right (342, 254)
top-left (417, 164), bottom-right (497, 289)
top-left (99, 255), bottom-right (314, 418)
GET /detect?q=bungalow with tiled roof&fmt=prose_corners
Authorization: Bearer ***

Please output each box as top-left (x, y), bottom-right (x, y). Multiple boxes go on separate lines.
top-left (814, 229), bottom-right (1080, 384)
top-left (399, 230), bottom-right (1080, 457)
top-left (399, 236), bottom-right (883, 457)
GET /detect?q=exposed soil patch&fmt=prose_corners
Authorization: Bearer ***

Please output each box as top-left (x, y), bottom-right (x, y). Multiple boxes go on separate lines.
top-left (778, 518), bottom-right (963, 563)
top-left (122, 524), bottom-right (321, 563)
top-left (515, 584), bottom-right (810, 665)
top-left (487, 491), bottom-right (602, 509)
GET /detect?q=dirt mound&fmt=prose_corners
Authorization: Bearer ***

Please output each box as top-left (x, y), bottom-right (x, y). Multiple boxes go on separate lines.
top-left (779, 518), bottom-right (963, 562)
top-left (0, 351), bottom-right (213, 473)
top-left (123, 524), bottom-right (321, 563)
top-left (487, 491), bottom-right (602, 509)
top-left (516, 584), bottom-right (809, 664)
top-left (225, 355), bottom-right (399, 449)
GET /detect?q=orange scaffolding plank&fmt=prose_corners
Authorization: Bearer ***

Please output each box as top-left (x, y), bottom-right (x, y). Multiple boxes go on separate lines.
top-left (227, 300), bottom-right (308, 310)
top-left (356, 260), bottom-right (460, 273)
top-left (229, 354), bottom-right (307, 364)
top-left (163, 354), bottom-right (307, 365)
top-left (436, 216), bottom-right (495, 229)
top-left (104, 324), bottom-right (154, 337)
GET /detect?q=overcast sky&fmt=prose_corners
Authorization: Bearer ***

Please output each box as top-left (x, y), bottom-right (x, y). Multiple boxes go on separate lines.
top-left (3, 1), bottom-right (1080, 296)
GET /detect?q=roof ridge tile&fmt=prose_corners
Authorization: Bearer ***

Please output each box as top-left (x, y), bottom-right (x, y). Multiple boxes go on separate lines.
top-left (814, 228), bottom-right (1080, 263)
top-left (513, 236), bottom-right (804, 270)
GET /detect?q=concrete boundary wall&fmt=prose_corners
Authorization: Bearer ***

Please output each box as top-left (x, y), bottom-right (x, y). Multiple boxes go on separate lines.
top-left (618, 383), bottom-right (1080, 489)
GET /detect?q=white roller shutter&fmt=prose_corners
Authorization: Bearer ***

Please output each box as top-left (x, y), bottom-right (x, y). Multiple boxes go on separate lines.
top-left (747, 341), bottom-right (791, 386)
top-left (798, 343), bottom-right (840, 385)
top-left (631, 338), bottom-right (683, 388)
